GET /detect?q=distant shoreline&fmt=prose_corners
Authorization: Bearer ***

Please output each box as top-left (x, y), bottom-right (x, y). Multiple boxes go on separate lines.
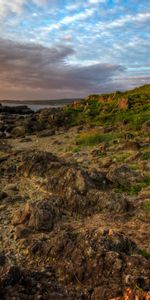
top-left (0, 98), bottom-right (81, 112)
top-left (0, 98), bottom-right (81, 105)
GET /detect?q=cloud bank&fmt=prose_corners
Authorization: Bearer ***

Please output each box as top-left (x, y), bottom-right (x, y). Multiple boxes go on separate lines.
top-left (0, 39), bottom-right (125, 99)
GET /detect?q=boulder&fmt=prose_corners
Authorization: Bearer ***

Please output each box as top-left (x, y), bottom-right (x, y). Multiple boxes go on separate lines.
top-left (12, 200), bottom-right (56, 232)
top-left (107, 164), bottom-right (143, 187)
top-left (11, 125), bottom-right (26, 137)
top-left (37, 129), bottom-right (55, 137)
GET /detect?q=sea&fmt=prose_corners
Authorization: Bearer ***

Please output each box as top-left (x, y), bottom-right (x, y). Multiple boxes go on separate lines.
top-left (0, 102), bottom-right (65, 112)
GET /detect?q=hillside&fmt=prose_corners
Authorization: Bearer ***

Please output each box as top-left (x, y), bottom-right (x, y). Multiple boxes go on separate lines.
top-left (63, 84), bottom-right (150, 129)
top-left (0, 84), bottom-right (150, 299)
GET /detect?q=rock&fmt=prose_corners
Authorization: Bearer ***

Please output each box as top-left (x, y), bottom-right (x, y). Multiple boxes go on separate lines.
top-left (28, 200), bottom-right (55, 231)
top-left (0, 266), bottom-right (67, 299)
top-left (100, 157), bottom-right (112, 168)
top-left (75, 170), bottom-right (87, 194)
top-left (4, 184), bottom-right (19, 192)
top-left (0, 191), bottom-right (7, 200)
top-left (118, 98), bottom-right (129, 109)
top-left (52, 140), bottom-right (62, 145)
top-left (20, 151), bottom-right (59, 178)
top-left (20, 137), bottom-right (32, 142)
top-left (37, 129), bottom-right (55, 137)
top-left (105, 231), bottom-right (137, 254)
top-left (0, 204), bottom-right (6, 211)
top-left (142, 120), bottom-right (150, 133)
top-left (12, 203), bottom-right (31, 225)
top-left (107, 164), bottom-right (143, 187)
top-left (13, 200), bottom-right (56, 232)
top-left (0, 104), bottom-right (33, 115)
top-left (108, 193), bottom-right (131, 213)
top-left (98, 143), bottom-right (107, 153)
top-left (124, 132), bottom-right (134, 140)
top-left (103, 126), bottom-right (116, 133)
top-left (122, 141), bottom-right (141, 151)
top-left (0, 253), bottom-right (6, 266)
top-left (11, 125), bottom-right (26, 137)
top-left (15, 225), bottom-right (31, 239)
top-left (2, 266), bottom-right (22, 286)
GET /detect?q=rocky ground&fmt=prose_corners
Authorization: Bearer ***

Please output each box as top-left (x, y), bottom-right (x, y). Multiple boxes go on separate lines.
top-left (0, 100), bottom-right (150, 300)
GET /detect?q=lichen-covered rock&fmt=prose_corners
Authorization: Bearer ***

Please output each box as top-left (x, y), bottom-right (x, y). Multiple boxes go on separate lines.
top-left (107, 164), bottom-right (143, 187)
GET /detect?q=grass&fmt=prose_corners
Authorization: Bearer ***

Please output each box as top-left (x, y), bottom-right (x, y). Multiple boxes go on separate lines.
top-left (72, 146), bottom-right (81, 153)
top-left (128, 185), bottom-right (141, 195)
top-left (143, 202), bottom-right (150, 213)
top-left (139, 249), bottom-right (150, 259)
top-left (112, 153), bottom-right (129, 163)
top-left (115, 176), bottom-right (150, 195)
top-left (115, 184), bottom-right (141, 195)
top-left (63, 84), bottom-right (150, 130)
top-left (141, 152), bottom-right (150, 160)
top-left (139, 176), bottom-right (150, 188)
top-left (76, 130), bottom-right (120, 146)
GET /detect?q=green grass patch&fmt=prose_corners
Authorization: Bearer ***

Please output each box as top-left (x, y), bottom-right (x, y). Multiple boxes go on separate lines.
top-left (112, 153), bottom-right (129, 163)
top-left (115, 184), bottom-right (141, 195)
top-left (139, 176), bottom-right (150, 188)
top-left (128, 185), bottom-right (141, 195)
top-left (143, 202), bottom-right (150, 213)
top-left (72, 146), bottom-right (81, 153)
top-left (141, 152), bottom-right (150, 160)
top-left (139, 249), bottom-right (150, 259)
top-left (76, 130), bottom-right (119, 146)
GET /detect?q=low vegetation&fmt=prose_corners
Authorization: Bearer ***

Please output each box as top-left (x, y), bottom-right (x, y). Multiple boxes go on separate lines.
top-left (76, 130), bottom-right (119, 146)
top-left (63, 84), bottom-right (150, 130)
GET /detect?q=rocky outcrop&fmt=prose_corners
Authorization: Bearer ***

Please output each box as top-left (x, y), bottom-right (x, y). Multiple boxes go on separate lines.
top-left (25, 227), bottom-right (149, 299)
top-left (0, 104), bottom-right (33, 115)
top-left (118, 98), bottom-right (129, 109)
top-left (18, 150), bottom-right (114, 215)
top-left (107, 164), bottom-right (143, 187)
top-left (12, 200), bottom-right (56, 232)
top-left (0, 266), bottom-right (67, 299)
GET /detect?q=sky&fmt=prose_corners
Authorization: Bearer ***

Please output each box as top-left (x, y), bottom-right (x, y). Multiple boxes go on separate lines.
top-left (0, 0), bottom-right (150, 100)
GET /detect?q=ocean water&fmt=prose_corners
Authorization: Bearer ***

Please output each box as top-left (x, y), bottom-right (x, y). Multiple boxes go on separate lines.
top-left (0, 102), bottom-right (64, 112)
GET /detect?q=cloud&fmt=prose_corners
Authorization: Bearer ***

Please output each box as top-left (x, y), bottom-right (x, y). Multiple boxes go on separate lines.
top-left (0, 0), bottom-right (60, 18)
top-left (43, 7), bottom-right (96, 33)
top-left (0, 39), bottom-right (125, 99)
top-left (96, 12), bottom-right (150, 31)
top-left (88, 0), bottom-right (106, 3)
